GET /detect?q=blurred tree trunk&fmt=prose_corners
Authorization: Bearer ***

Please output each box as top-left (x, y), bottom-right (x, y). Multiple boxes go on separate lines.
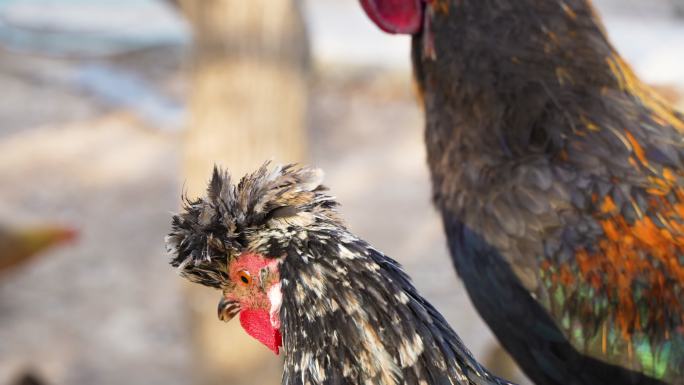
top-left (175, 1), bottom-right (309, 384)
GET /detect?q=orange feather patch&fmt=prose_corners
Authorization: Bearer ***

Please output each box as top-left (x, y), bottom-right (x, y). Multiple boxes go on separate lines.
top-left (572, 192), bottom-right (684, 339)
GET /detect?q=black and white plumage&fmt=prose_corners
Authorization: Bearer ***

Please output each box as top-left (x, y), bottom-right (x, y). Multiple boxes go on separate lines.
top-left (166, 163), bottom-right (513, 385)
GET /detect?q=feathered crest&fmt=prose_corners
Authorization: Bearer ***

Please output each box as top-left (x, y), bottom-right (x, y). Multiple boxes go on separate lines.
top-left (165, 162), bottom-right (336, 288)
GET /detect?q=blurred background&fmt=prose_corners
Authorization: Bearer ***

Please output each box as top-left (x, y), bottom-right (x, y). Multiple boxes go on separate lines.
top-left (0, 1), bottom-right (682, 385)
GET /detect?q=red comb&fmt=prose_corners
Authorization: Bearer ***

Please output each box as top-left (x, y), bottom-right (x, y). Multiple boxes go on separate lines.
top-left (360, 0), bottom-right (424, 34)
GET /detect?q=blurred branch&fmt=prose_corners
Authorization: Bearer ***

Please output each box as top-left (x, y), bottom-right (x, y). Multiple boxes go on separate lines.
top-left (176, 1), bottom-right (310, 385)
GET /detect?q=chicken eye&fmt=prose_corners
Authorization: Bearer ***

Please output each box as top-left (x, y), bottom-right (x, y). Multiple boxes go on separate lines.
top-left (238, 270), bottom-right (252, 285)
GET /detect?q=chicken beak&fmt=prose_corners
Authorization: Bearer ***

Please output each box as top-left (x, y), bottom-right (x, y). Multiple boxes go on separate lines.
top-left (217, 298), bottom-right (240, 322)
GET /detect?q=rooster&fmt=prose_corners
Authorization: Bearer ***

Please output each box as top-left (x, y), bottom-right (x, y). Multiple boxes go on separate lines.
top-left (360, 1), bottom-right (684, 384)
top-left (166, 164), bottom-right (515, 385)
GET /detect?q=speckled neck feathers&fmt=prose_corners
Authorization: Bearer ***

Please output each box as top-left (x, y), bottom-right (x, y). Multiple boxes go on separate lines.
top-left (279, 230), bottom-right (510, 385)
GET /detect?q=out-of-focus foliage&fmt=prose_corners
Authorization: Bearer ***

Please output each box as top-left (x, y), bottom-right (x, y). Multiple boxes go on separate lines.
top-left (0, 225), bottom-right (76, 274)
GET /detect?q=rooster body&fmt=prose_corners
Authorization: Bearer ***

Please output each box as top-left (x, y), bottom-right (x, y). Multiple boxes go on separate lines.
top-left (361, 1), bottom-right (684, 384)
top-left (167, 164), bottom-right (514, 385)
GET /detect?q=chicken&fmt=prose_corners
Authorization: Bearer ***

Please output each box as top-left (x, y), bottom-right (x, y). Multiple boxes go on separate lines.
top-left (0, 224), bottom-right (76, 274)
top-left (166, 164), bottom-right (515, 385)
top-left (360, 1), bottom-right (684, 384)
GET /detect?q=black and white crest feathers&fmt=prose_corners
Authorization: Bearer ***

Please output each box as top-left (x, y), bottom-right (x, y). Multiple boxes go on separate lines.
top-left (165, 163), bottom-right (337, 288)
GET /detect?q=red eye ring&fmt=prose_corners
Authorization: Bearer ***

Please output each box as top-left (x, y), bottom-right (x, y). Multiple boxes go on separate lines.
top-left (238, 270), bottom-right (252, 285)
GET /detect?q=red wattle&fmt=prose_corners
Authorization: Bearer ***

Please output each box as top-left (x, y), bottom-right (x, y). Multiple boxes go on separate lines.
top-left (359, 0), bottom-right (423, 34)
top-left (239, 309), bottom-right (282, 355)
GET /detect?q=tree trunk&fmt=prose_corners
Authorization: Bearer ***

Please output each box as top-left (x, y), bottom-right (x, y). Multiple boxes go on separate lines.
top-left (176, 1), bottom-right (309, 384)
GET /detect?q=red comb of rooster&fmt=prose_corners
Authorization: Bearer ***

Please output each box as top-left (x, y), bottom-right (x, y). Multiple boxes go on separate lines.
top-left (360, 0), bottom-right (424, 34)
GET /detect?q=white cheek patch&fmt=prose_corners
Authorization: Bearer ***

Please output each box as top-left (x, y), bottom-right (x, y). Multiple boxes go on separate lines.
top-left (268, 282), bottom-right (283, 329)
